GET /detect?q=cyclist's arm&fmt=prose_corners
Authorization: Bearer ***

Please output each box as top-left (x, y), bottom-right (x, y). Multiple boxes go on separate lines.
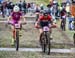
top-left (20, 16), bottom-right (26, 23)
top-left (48, 15), bottom-right (53, 25)
top-left (8, 16), bottom-right (12, 21)
top-left (36, 16), bottom-right (41, 24)
top-left (35, 16), bottom-right (43, 25)
top-left (8, 12), bottom-right (13, 21)
top-left (50, 19), bottom-right (53, 24)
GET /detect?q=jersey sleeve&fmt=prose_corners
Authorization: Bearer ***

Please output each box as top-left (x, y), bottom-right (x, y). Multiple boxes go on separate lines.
top-left (19, 12), bottom-right (22, 16)
top-left (48, 15), bottom-right (52, 21)
top-left (38, 16), bottom-right (43, 21)
top-left (10, 12), bottom-right (14, 16)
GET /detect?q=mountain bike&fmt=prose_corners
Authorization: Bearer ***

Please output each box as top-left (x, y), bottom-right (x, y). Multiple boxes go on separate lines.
top-left (8, 21), bottom-right (25, 51)
top-left (40, 26), bottom-right (52, 55)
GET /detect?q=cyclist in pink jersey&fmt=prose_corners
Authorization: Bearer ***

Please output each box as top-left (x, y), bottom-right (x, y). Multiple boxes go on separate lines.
top-left (8, 5), bottom-right (26, 45)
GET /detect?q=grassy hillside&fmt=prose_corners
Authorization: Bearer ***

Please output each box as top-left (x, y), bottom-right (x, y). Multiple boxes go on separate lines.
top-left (9, 0), bottom-right (49, 5)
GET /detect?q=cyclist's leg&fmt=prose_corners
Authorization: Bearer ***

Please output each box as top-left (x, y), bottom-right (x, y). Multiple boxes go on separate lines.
top-left (49, 28), bottom-right (53, 39)
top-left (11, 21), bottom-right (17, 45)
top-left (12, 26), bottom-right (16, 40)
top-left (39, 28), bottom-right (43, 44)
top-left (48, 23), bottom-right (53, 39)
top-left (39, 21), bottom-right (43, 38)
top-left (37, 21), bottom-right (43, 43)
top-left (11, 25), bottom-right (16, 45)
top-left (39, 28), bottom-right (43, 35)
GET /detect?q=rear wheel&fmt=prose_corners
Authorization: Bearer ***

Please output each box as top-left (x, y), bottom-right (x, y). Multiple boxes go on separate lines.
top-left (47, 40), bottom-right (51, 55)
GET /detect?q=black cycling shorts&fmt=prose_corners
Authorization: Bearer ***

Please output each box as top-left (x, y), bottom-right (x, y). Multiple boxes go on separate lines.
top-left (39, 21), bottom-right (50, 28)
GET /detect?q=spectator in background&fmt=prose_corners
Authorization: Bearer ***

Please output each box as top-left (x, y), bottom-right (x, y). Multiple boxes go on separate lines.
top-left (71, 21), bottom-right (74, 30)
top-left (34, 4), bottom-right (40, 21)
top-left (6, 1), bottom-right (14, 16)
top-left (0, 1), bottom-right (2, 16)
top-left (47, 1), bottom-right (53, 15)
top-left (22, 0), bottom-right (27, 14)
top-left (18, 0), bottom-right (22, 11)
top-left (1, 1), bottom-right (7, 17)
top-left (68, 15), bottom-right (74, 30)
top-left (60, 7), bottom-right (67, 31)
top-left (40, 3), bottom-right (44, 10)
top-left (31, 2), bottom-right (36, 13)
top-left (27, 3), bottom-right (31, 12)
top-left (53, 1), bottom-right (59, 19)
top-left (66, 3), bottom-right (70, 17)
top-left (35, 4), bottom-right (40, 12)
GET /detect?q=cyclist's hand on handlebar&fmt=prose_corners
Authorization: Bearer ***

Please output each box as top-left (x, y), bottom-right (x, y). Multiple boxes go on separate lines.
top-left (52, 23), bottom-right (57, 28)
top-left (23, 22), bottom-right (27, 24)
top-left (19, 21), bottom-right (27, 24)
top-left (7, 21), bottom-right (11, 24)
top-left (35, 21), bottom-right (38, 26)
top-left (35, 22), bottom-right (40, 28)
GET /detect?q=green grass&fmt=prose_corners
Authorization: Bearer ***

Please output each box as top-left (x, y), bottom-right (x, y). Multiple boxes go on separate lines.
top-left (35, 0), bottom-right (49, 5)
top-left (0, 51), bottom-right (74, 58)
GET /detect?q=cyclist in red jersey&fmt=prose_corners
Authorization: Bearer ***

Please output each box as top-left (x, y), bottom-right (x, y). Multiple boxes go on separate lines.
top-left (8, 5), bottom-right (26, 45)
top-left (35, 11), bottom-right (54, 39)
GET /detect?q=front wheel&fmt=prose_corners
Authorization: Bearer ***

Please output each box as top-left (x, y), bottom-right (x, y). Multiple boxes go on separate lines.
top-left (42, 43), bottom-right (46, 53)
top-left (42, 36), bottom-right (47, 53)
top-left (47, 40), bottom-right (51, 55)
top-left (15, 29), bottom-right (19, 51)
top-left (46, 32), bottom-right (51, 55)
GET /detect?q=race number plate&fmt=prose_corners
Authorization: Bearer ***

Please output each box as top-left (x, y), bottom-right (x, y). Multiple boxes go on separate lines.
top-left (62, 16), bottom-right (66, 18)
top-left (15, 24), bottom-right (20, 28)
top-left (43, 26), bottom-right (49, 31)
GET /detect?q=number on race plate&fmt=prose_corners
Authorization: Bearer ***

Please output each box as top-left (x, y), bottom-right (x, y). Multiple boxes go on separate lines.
top-left (43, 26), bottom-right (49, 31)
top-left (15, 24), bottom-right (21, 28)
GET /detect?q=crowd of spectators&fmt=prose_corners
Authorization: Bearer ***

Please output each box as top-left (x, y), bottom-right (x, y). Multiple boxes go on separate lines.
top-left (0, 0), bottom-right (74, 31)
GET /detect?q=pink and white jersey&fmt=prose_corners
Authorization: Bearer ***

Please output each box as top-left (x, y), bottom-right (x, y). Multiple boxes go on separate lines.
top-left (11, 12), bottom-right (22, 23)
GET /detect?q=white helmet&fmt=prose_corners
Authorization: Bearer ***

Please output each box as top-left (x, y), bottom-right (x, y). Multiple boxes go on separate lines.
top-left (53, 1), bottom-right (57, 4)
top-left (13, 5), bottom-right (20, 12)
